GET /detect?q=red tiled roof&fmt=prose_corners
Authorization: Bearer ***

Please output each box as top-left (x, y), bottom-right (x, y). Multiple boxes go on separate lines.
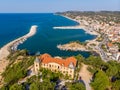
top-left (39, 53), bottom-right (77, 67)
top-left (107, 42), bottom-right (113, 47)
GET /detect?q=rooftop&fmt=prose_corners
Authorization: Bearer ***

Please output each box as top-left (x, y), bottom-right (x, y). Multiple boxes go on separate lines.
top-left (39, 53), bottom-right (77, 68)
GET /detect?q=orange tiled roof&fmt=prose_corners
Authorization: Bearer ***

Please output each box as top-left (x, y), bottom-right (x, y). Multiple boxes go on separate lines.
top-left (39, 53), bottom-right (77, 68)
top-left (107, 42), bottom-right (113, 47)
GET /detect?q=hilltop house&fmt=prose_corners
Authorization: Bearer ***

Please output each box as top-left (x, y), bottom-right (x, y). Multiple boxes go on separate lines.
top-left (34, 53), bottom-right (77, 78)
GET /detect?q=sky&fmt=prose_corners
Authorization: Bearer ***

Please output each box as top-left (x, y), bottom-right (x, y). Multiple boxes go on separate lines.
top-left (0, 0), bottom-right (120, 13)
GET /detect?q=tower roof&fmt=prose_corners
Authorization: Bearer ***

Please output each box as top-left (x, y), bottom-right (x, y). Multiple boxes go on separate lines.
top-left (35, 57), bottom-right (40, 63)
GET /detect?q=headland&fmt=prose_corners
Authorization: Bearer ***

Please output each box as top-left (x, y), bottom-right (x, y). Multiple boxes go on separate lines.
top-left (57, 41), bottom-right (89, 52)
top-left (54, 14), bottom-right (100, 53)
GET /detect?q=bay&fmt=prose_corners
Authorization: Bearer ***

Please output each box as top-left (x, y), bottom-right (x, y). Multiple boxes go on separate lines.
top-left (0, 13), bottom-right (96, 57)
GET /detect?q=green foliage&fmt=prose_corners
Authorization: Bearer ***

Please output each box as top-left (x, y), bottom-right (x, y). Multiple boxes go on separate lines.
top-left (106, 61), bottom-right (120, 77)
top-left (59, 11), bottom-right (120, 24)
top-left (39, 81), bottom-right (55, 90)
top-left (28, 76), bottom-right (55, 90)
top-left (7, 50), bottom-right (28, 61)
top-left (2, 51), bottom-right (35, 84)
top-left (69, 40), bottom-right (87, 46)
top-left (101, 44), bottom-right (107, 52)
top-left (41, 68), bottom-right (63, 81)
top-left (2, 49), bottom-right (120, 90)
top-left (113, 42), bottom-right (120, 49)
top-left (86, 55), bottom-right (105, 69)
top-left (87, 66), bottom-right (97, 74)
top-left (29, 82), bottom-right (39, 90)
top-left (91, 70), bottom-right (110, 90)
top-left (0, 86), bottom-right (9, 90)
top-left (111, 80), bottom-right (120, 90)
top-left (75, 54), bottom-right (85, 71)
top-left (3, 62), bottom-right (27, 84)
top-left (75, 54), bottom-right (85, 62)
top-left (66, 82), bottom-right (85, 90)
top-left (74, 54), bottom-right (85, 80)
top-left (9, 83), bottom-right (25, 90)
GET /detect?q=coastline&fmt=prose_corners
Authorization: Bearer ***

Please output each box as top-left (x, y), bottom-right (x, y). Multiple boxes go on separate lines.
top-left (54, 15), bottom-right (99, 36)
top-left (54, 14), bottom-right (100, 52)
top-left (57, 42), bottom-right (89, 52)
top-left (0, 25), bottom-right (37, 83)
top-left (0, 25), bottom-right (38, 60)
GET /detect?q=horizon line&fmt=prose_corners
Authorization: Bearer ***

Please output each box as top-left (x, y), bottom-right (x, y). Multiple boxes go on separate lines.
top-left (0, 10), bottom-right (120, 14)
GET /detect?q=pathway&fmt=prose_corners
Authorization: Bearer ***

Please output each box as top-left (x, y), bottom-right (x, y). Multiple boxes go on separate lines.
top-left (79, 63), bottom-right (92, 90)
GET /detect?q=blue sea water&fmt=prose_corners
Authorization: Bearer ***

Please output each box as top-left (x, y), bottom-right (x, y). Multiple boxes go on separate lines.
top-left (0, 13), bottom-right (96, 57)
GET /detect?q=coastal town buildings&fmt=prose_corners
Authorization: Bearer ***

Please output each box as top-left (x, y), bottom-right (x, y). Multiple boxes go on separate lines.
top-left (34, 53), bottom-right (77, 78)
top-left (59, 12), bottom-right (120, 61)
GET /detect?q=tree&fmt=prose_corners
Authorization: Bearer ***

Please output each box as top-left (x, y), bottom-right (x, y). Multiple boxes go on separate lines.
top-left (66, 82), bottom-right (85, 90)
top-left (39, 81), bottom-right (55, 90)
top-left (106, 61), bottom-right (119, 77)
top-left (29, 82), bottom-right (39, 90)
top-left (112, 80), bottom-right (120, 90)
top-left (86, 55), bottom-right (105, 69)
top-left (75, 54), bottom-right (84, 72)
top-left (0, 86), bottom-right (9, 90)
top-left (10, 83), bottom-right (25, 90)
top-left (91, 70), bottom-right (110, 90)
top-left (3, 62), bottom-right (27, 83)
top-left (75, 54), bottom-right (85, 62)
top-left (106, 64), bottom-right (118, 77)
top-left (70, 83), bottom-right (85, 90)
top-left (29, 81), bottom-right (55, 90)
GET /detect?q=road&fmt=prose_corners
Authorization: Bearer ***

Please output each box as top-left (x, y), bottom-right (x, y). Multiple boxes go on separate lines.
top-left (97, 34), bottom-right (109, 61)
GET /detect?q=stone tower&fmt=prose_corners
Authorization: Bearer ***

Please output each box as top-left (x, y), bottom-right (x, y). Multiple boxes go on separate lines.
top-left (34, 57), bottom-right (40, 74)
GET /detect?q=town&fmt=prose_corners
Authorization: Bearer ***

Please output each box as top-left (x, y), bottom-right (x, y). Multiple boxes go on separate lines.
top-left (57, 11), bottom-right (120, 62)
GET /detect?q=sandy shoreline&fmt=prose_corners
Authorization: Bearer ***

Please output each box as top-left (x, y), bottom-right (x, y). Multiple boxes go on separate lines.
top-left (53, 15), bottom-right (99, 36)
top-left (0, 25), bottom-right (37, 84)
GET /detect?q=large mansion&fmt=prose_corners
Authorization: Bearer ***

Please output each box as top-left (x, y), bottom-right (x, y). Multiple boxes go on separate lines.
top-left (34, 53), bottom-right (77, 78)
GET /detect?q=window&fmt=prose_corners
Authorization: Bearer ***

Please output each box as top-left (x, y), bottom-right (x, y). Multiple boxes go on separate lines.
top-left (58, 66), bottom-right (59, 69)
top-left (70, 70), bottom-right (72, 73)
top-left (69, 74), bottom-right (72, 77)
top-left (49, 64), bottom-right (51, 67)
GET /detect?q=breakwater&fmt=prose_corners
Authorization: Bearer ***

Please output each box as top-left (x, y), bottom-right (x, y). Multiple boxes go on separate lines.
top-left (0, 25), bottom-right (38, 60)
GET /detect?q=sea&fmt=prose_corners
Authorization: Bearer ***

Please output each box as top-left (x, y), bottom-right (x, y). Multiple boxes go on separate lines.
top-left (0, 13), bottom-right (96, 57)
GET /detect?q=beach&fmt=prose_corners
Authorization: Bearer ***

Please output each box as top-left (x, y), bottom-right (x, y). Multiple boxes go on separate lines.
top-left (0, 25), bottom-right (37, 83)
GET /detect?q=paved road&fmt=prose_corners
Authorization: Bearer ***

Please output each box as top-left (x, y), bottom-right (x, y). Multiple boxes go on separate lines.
top-left (97, 34), bottom-right (109, 61)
